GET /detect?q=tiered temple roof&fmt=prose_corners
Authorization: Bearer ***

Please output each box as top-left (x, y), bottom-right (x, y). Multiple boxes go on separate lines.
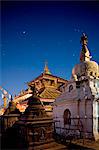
top-left (13, 64), bottom-right (68, 115)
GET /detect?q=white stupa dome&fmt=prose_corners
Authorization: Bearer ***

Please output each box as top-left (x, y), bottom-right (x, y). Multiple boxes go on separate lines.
top-left (72, 61), bottom-right (99, 78)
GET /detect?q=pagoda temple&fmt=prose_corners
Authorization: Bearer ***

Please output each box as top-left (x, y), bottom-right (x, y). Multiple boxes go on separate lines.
top-left (13, 63), bottom-right (68, 116)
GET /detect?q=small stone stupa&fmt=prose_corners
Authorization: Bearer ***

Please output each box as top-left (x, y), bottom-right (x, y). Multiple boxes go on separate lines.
top-left (16, 96), bottom-right (66, 150)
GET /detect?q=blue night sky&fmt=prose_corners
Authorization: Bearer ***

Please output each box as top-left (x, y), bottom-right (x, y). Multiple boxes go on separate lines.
top-left (1, 1), bottom-right (99, 100)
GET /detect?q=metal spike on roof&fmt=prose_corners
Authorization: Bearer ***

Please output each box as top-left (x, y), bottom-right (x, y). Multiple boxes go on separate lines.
top-left (44, 61), bottom-right (51, 74)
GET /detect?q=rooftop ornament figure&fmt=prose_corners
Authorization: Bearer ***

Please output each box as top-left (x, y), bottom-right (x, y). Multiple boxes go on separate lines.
top-left (80, 33), bottom-right (91, 62)
top-left (80, 33), bottom-right (88, 46)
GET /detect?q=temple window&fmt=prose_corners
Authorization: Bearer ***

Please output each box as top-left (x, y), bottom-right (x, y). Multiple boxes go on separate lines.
top-left (43, 102), bottom-right (50, 105)
top-left (76, 81), bottom-right (80, 88)
top-left (48, 80), bottom-right (51, 85)
top-left (90, 72), bottom-right (93, 76)
top-left (69, 85), bottom-right (73, 92)
top-left (51, 80), bottom-right (54, 86)
top-left (77, 73), bottom-right (80, 79)
top-left (36, 82), bottom-right (39, 85)
top-left (63, 109), bottom-right (71, 125)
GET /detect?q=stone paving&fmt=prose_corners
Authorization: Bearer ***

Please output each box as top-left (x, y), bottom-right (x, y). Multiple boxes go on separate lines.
top-left (72, 139), bottom-right (99, 150)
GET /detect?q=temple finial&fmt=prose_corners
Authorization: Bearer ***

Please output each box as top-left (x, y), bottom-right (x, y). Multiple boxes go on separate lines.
top-left (80, 33), bottom-right (91, 62)
top-left (44, 61), bottom-right (51, 74)
top-left (80, 33), bottom-right (88, 46)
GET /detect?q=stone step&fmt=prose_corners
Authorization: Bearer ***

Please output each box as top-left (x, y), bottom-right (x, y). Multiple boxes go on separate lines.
top-left (31, 141), bottom-right (67, 150)
top-left (45, 143), bottom-right (67, 150)
top-left (32, 142), bottom-right (58, 150)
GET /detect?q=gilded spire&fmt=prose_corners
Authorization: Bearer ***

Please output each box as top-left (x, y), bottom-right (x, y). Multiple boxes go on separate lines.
top-left (80, 33), bottom-right (91, 62)
top-left (44, 61), bottom-right (51, 74)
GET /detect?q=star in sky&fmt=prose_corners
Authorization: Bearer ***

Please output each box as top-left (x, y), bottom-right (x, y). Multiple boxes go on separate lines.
top-left (73, 54), bottom-right (75, 57)
top-left (22, 31), bottom-right (26, 34)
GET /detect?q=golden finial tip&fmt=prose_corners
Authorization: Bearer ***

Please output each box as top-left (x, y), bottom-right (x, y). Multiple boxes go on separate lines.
top-left (44, 61), bottom-right (51, 74)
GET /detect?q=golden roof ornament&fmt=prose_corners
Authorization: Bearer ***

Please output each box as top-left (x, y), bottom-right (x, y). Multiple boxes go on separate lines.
top-left (44, 61), bottom-right (51, 74)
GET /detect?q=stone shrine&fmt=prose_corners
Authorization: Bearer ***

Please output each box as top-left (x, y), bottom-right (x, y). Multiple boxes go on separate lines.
top-left (15, 96), bottom-right (66, 150)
